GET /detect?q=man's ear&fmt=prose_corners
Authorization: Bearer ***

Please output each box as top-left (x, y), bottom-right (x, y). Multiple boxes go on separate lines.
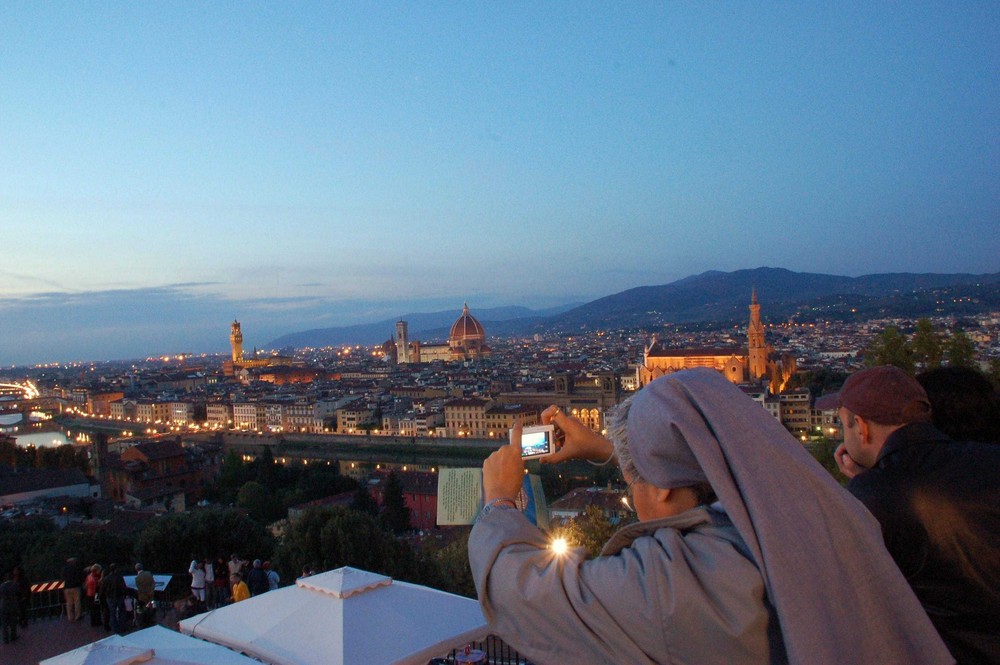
top-left (855, 415), bottom-right (871, 445)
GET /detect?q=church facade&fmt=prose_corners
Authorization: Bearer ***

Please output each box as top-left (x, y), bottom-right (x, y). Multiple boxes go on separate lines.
top-left (637, 291), bottom-right (794, 393)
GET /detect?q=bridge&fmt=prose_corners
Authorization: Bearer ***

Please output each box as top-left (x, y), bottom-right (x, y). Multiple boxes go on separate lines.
top-left (0, 380), bottom-right (40, 399)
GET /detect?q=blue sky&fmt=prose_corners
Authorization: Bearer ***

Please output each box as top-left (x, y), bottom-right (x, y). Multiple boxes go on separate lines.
top-left (1, 2), bottom-right (998, 365)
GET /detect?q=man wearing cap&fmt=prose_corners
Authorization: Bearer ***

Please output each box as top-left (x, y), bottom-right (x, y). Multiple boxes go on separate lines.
top-left (830, 365), bottom-right (1000, 664)
top-left (469, 368), bottom-right (951, 665)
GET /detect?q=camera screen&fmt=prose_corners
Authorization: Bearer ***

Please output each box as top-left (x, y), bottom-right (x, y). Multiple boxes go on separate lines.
top-left (521, 429), bottom-right (552, 457)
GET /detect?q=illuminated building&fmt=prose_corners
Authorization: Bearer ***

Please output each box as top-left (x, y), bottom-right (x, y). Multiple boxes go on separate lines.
top-left (392, 304), bottom-right (492, 364)
top-left (222, 320), bottom-right (293, 377)
top-left (638, 291), bottom-right (795, 392)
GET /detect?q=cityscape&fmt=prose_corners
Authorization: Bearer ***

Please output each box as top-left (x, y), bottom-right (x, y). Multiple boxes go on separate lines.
top-left (3, 291), bottom-right (998, 512)
top-left (1, 2), bottom-right (998, 663)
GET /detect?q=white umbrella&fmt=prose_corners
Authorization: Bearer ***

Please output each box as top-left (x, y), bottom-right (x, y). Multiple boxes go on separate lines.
top-left (180, 566), bottom-right (487, 665)
top-left (41, 625), bottom-right (260, 665)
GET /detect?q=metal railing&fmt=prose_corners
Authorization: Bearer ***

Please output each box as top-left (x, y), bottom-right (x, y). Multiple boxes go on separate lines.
top-left (443, 634), bottom-right (533, 665)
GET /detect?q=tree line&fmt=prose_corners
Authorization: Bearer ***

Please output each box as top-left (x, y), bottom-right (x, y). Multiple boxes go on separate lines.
top-left (864, 317), bottom-right (999, 382)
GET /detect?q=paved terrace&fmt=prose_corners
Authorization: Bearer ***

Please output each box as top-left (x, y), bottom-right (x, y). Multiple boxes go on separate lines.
top-left (3, 614), bottom-right (155, 663)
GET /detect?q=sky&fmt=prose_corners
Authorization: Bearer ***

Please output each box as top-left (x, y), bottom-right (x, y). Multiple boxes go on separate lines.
top-left (1, 2), bottom-right (998, 366)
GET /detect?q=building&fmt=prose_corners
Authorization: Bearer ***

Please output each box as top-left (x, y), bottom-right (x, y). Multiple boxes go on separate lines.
top-left (232, 402), bottom-right (266, 431)
top-left (100, 439), bottom-right (203, 511)
top-left (443, 397), bottom-right (491, 438)
top-left (483, 404), bottom-right (541, 440)
top-left (495, 372), bottom-right (621, 432)
top-left (638, 290), bottom-right (795, 393)
top-left (0, 467), bottom-right (98, 505)
top-left (336, 402), bottom-right (378, 434)
top-left (548, 486), bottom-right (630, 524)
top-left (367, 470), bottom-right (439, 531)
top-left (222, 320), bottom-right (294, 377)
top-left (392, 304), bottom-right (492, 364)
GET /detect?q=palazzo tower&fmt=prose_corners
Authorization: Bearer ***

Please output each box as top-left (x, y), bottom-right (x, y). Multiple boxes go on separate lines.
top-left (230, 320), bottom-right (244, 363)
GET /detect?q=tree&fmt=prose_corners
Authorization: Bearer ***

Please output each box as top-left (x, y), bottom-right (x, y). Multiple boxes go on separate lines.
top-left (946, 331), bottom-right (976, 368)
top-left (863, 327), bottom-right (914, 373)
top-left (910, 318), bottom-right (942, 370)
top-left (553, 505), bottom-right (621, 560)
top-left (349, 485), bottom-right (378, 516)
top-left (989, 357), bottom-right (1000, 389)
top-left (806, 438), bottom-right (848, 486)
top-left (134, 509), bottom-right (274, 574)
top-left (236, 481), bottom-right (283, 524)
top-left (379, 471), bottom-right (411, 534)
top-left (209, 450), bottom-right (253, 504)
top-left (276, 507), bottom-right (433, 585)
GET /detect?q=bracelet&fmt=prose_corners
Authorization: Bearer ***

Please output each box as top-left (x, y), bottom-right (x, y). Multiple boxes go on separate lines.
top-left (476, 497), bottom-right (518, 523)
top-left (586, 449), bottom-right (616, 467)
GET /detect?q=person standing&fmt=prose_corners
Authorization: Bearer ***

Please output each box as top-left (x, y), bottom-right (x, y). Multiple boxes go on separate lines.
top-left (61, 557), bottom-right (84, 622)
top-left (12, 566), bottom-right (28, 629)
top-left (134, 563), bottom-right (155, 627)
top-left (245, 559), bottom-right (268, 596)
top-left (85, 565), bottom-right (102, 627)
top-left (263, 561), bottom-right (279, 591)
top-left (202, 558), bottom-right (216, 609)
top-left (188, 559), bottom-right (206, 604)
top-left (0, 571), bottom-right (20, 644)
top-left (99, 563), bottom-right (127, 635)
top-left (213, 556), bottom-right (229, 605)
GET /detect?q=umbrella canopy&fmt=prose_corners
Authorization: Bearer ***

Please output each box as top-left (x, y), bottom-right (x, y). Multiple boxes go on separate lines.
top-left (40, 625), bottom-right (259, 665)
top-left (179, 566), bottom-right (487, 665)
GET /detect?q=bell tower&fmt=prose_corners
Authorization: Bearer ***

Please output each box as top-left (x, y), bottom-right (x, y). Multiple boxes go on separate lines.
top-left (396, 320), bottom-right (410, 364)
top-left (230, 320), bottom-right (244, 363)
top-left (748, 289), bottom-right (767, 380)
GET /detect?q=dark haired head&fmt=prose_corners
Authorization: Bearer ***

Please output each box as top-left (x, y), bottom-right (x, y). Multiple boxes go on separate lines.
top-left (916, 366), bottom-right (1000, 443)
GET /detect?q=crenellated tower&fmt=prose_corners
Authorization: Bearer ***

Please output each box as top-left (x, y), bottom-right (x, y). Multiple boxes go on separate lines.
top-left (230, 320), bottom-right (244, 363)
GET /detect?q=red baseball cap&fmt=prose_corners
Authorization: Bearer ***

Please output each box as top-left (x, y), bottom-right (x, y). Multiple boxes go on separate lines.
top-left (821, 366), bottom-right (931, 425)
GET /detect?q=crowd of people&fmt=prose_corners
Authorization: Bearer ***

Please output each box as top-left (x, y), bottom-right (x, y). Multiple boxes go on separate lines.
top-left (176, 553), bottom-right (281, 621)
top-left (471, 365), bottom-right (999, 665)
top-left (0, 549), bottom-right (286, 646)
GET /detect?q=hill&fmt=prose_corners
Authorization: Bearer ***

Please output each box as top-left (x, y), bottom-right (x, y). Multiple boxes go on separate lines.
top-left (267, 268), bottom-right (1000, 348)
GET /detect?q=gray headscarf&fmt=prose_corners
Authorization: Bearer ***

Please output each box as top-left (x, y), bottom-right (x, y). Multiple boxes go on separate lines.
top-left (621, 368), bottom-right (952, 665)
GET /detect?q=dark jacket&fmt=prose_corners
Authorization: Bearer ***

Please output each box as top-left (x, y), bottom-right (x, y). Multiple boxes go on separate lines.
top-left (62, 561), bottom-right (84, 588)
top-left (98, 571), bottom-right (127, 602)
top-left (246, 567), bottom-right (269, 596)
top-left (849, 423), bottom-right (1000, 664)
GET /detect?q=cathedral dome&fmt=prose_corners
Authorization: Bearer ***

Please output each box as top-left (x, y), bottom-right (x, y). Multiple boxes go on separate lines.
top-left (449, 304), bottom-right (486, 346)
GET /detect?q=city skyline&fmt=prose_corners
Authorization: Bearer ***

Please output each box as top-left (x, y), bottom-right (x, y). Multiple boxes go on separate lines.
top-left (2, 3), bottom-right (998, 365)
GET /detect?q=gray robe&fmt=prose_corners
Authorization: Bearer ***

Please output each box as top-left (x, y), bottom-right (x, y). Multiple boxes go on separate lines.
top-left (470, 505), bottom-right (786, 665)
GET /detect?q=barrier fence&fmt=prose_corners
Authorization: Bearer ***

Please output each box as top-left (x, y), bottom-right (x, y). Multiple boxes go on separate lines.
top-left (28, 580), bottom-right (66, 620)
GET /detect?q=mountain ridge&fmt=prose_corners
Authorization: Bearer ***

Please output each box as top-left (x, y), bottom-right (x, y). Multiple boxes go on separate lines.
top-left (267, 267), bottom-right (1000, 349)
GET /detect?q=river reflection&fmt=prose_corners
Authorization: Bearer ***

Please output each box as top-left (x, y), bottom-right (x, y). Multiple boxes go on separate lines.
top-left (14, 431), bottom-right (73, 447)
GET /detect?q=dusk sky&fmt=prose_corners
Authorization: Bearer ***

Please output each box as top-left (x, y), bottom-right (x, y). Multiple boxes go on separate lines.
top-left (2, 2), bottom-right (998, 366)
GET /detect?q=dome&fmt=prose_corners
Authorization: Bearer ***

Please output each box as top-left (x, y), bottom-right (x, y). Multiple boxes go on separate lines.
top-left (449, 304), bottom-right (486, 346)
